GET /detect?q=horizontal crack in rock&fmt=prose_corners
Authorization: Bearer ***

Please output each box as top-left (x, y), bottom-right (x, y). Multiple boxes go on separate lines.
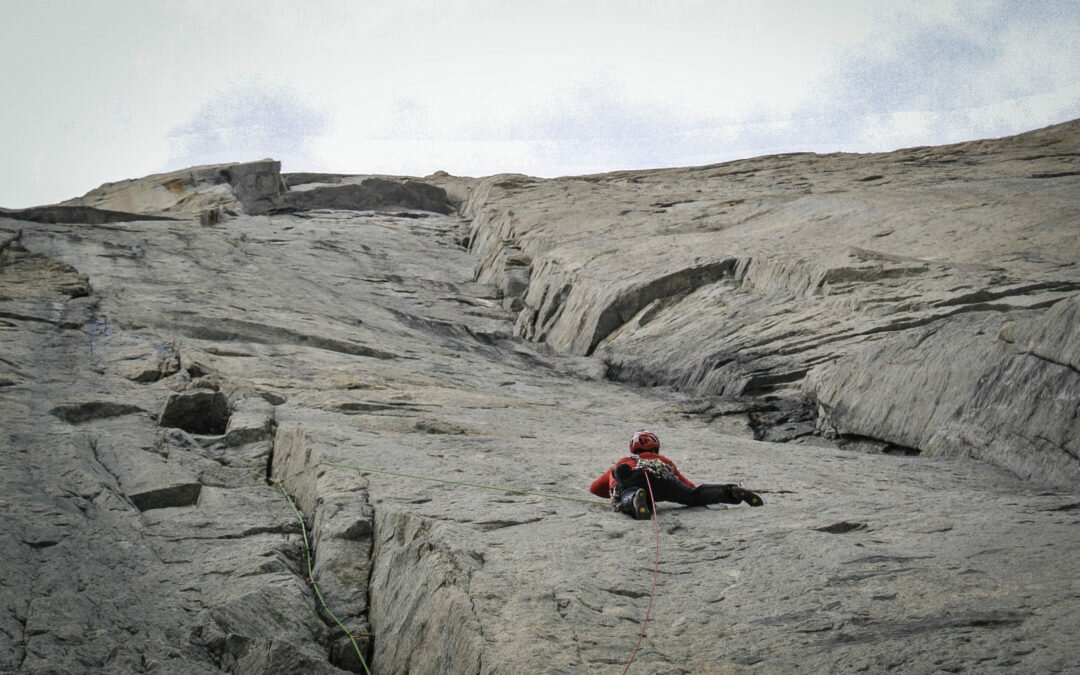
top-left (833, 612), bottom-right (1027, 644)
top-left (50, 401), bottom-right (147, 424)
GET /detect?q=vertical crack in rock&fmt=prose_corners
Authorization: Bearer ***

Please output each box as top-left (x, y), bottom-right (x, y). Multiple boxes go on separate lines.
top-left (87, 437), bottom-right (128, 503)
top-left (14, 591), bottom-right (30, 671)
top-left (368, 509), bottom-right (485, 674)
top-left (267, 427), bottom-right (376, 672)
top-left (0, 227), bottom-right (23, 246)
top-left (312, 484), bottom-right (376, 672)
top-left (1025, 349), bottom-right (1080, 377)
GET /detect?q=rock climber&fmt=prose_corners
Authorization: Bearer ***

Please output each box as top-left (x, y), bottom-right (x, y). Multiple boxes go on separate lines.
top-left (590, 430), bottom-right (764, 519)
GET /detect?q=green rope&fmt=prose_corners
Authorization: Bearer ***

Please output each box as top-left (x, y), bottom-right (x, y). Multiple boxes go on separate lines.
top-left (275, 481), bottom-right (372, 675)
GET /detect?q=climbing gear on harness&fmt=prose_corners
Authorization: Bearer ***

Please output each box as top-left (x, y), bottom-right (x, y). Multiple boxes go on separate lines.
top-left (629, 429), bottom-right (660, 453)
top-left (633, 456), bottom-right (676, 482)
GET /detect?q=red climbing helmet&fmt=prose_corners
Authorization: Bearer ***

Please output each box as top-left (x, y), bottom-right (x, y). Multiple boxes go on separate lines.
top-left (630, 430), bottom-right (660, 454)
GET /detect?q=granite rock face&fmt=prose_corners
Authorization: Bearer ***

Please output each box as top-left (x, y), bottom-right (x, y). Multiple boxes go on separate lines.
top-left (465, 120), bottom-right (1080, 489)
top-left (63, 160), bottom-right (287, 217)
top-left (2, 126), bottom-right (1079, 674)
top-left (61, 161), bottom-right (454, 220)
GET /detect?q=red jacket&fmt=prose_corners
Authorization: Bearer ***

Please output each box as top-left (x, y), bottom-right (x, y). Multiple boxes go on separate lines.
top-left (589, 452), bottom-right (696, 499)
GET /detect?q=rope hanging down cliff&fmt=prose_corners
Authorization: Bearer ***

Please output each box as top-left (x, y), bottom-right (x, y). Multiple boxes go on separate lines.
top-left (275, 480), bottom-right (373, 675)
top-left (622, 470), bottom-right (661, 675)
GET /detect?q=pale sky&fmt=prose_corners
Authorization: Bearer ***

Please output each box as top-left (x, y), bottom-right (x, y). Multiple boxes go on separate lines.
top-left (2, 0), bottom-right (1078, 207)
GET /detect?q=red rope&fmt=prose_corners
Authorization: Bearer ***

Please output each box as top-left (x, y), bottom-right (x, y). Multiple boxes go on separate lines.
top-left (621, 471), bottom-right (661, 675)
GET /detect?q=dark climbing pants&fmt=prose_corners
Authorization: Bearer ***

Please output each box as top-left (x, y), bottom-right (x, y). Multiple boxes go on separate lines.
top-left (614, 464), bottom-right (744, 508)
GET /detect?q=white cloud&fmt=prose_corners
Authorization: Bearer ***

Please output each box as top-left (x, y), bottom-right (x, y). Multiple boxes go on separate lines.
top-left (1, 1), bottom-right (1078, 205)
top-left (166, 77), bottom-right (330, 171)
top-left (794, 0), bottom-right (1080, 150)
top-left (313, 1), bottom-right (1080, 177)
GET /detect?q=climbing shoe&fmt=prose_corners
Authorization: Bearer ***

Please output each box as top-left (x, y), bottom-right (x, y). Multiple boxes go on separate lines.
top-left (733, 487), bottom-right (764, 507)
top-left (631, 488), bottom-right (653, 519)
